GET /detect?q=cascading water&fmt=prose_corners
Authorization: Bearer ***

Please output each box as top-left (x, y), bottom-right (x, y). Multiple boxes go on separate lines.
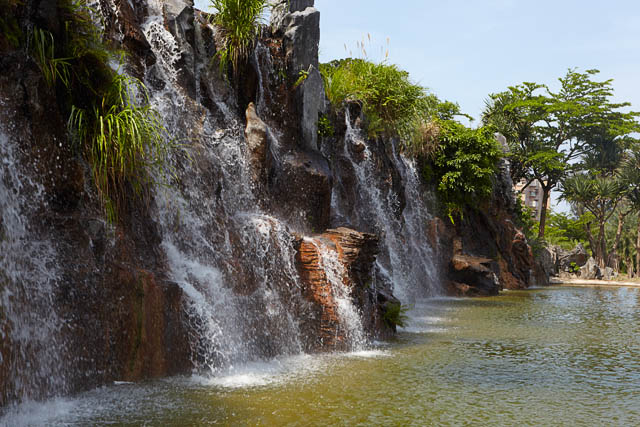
top-left (137, 2), bottom-right (368, 373)
top-left (0, 122), bottom-right (67, 406)
top-left (306, 238), bottom-right (367, 350)
top-left (325, 110), bottom-right (441, 303)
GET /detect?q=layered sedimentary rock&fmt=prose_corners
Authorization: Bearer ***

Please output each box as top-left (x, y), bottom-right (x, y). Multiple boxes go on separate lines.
top-left (295, 228), bottom-right (393, 350)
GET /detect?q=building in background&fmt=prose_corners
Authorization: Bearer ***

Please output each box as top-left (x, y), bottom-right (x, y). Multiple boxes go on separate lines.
top-left (514, 179), bottom-right (545, 221)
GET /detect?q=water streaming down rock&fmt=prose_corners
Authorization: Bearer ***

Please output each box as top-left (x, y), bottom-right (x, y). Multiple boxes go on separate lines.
top-left (0, 123), bottom-right (67, 405)
top-left (310, 239), bottom-right (367, 351)
top-left (324, 109), bottom-right (441, 303)
top-left (139, 4), bottom-right (313, 372)
top-left (0, 0), bottom-right (549, 413)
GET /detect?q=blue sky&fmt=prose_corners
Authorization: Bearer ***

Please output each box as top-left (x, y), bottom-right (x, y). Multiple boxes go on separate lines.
top-left (193, 1), bottom-right (639, 121)
top-left (194, 0), bottom-right (640, 211)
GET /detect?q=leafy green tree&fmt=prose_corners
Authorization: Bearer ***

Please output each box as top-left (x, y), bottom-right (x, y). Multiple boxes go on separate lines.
top-left (483, 69), bottom-right (639, 239)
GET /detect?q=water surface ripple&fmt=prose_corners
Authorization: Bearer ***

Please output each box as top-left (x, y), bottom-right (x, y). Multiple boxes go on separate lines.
top-left (3, 286), bottom-right (639, 426)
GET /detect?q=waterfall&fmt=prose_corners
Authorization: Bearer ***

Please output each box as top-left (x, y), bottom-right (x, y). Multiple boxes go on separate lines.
top-left (0, 123), bottom-right (67, 405)
top-left (326, 110), bottom-right (441, 303)
top-left (306, 238), bottom-right (367, 351)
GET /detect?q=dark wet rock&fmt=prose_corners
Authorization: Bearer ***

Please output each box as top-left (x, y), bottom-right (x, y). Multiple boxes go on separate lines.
top-left (268, 148), bottom-right (332, 232)
top-left (163, 0), bottom-right (197, 98)
top-left (448, 254), bottom-right (501, 296)
top-left (272, 1), bottom-right (322, 151)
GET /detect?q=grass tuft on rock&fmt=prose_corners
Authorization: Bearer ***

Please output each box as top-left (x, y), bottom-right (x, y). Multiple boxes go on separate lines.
top-left (209, 0), bottom-right (266, 75)
top-left (29, 0), bottom-right (171, 222)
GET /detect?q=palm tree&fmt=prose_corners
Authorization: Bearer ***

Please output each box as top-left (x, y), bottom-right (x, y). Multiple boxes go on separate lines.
top-left (561, 173), bottom-right (625, 267)
top-left (618, 148), bottom-right (640, 275)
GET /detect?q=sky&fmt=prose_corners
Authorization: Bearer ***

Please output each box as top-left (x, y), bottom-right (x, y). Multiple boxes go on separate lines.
top-left (194, 0), bottom-right (640, 211)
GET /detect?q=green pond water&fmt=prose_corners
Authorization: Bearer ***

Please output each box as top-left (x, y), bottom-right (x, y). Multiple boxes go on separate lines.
top-left (4, 285), bottom-right (640, 426)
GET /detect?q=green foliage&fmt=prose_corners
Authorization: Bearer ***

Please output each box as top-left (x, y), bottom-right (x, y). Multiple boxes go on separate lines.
top-left (320, 58), bottom-right (448, 152)
top-left (293, 69), bottom-right (309, 89)
top-left (69, 74), bottom-right (170, 214)
top-left (31, 29), bottom-right (72, 87)
top-left (317, 113), bottom-right (334, 137)
top-left (383, 302), bottom-right (409, 328)
top-left (29, 0), bottom-right (171, 221)
top-left (423, 120), bottom-right (501, 216)
top-left (483, 68), bottom-right (640, 238)
top-left (0, 0), bottom-right (23, 49)
top-left (544, 211), bottom-right (593, 250)
top-left (514, 198), bottom-right (537, 241)
top-left (209, 0), bottom-right (266, 75)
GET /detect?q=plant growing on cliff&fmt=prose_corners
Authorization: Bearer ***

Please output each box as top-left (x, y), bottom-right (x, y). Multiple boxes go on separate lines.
top-left (422, 120), bottom-right (502, 218)
top-left (209, 0), bottom-right (266, 75)
top-left (69, 73), bottom-right (171, 220)
top-left (29, 0), bottom-right (171, 221)
top-left (320, 59), bottom-right (434, 142)
top-left (383, 302), bottom-right (409, 328)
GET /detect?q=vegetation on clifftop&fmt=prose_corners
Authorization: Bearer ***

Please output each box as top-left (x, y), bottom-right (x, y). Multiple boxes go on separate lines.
top-left (208, 0), bottom-right (266, 75)
top-left (320, 58), bottom-right (501, 217)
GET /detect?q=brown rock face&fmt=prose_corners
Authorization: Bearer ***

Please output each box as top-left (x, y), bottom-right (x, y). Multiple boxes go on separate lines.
top-left (268, 148), bottom-right (332, 233)
top-left (295, 228), bottom-right (392, 350)
top-left (448, 254), bottom-right (500, 296)
top-left (245, 102), bottom-right (269, 183)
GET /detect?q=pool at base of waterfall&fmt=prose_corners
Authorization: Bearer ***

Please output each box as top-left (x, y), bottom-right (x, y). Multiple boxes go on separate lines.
top-left (3, 285), bottom-right (639, 426)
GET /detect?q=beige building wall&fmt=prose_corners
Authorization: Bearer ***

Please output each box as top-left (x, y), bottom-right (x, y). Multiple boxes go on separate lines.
top-left (514, 179), bottom-right (545, 221)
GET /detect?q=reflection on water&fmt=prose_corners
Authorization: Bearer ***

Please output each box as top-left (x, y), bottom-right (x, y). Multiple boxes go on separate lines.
top-left (3, 286), bottom-right (639, 426)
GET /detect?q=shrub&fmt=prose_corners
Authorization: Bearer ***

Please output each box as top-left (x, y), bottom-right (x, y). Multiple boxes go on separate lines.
top-left (209, 0), bottom-right (266, 75)
top-left (320, 58), bottom-right (470, 158)
top-left (320, 59), bottom-right (434, 142)
top-left (383, 302), bottom-right (409, 328)
top-left (422, 120), bottom-right (501, 217)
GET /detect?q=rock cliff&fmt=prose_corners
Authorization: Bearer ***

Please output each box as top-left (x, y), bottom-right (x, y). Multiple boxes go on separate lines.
top-left (0, 0), bottom-right (546, 408)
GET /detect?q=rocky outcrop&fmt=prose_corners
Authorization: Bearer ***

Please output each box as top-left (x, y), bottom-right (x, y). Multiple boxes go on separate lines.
top-left (268, 148), bottom-right (332, 232)
top-left (295, 228), bottom-right (393, 350)
top-left (433, 139), bottom-right (547, 295)
top-left (448, 254), bottom-right (500, 296)
top-left (580, 257), bottom-right (603, 280)
top-left (553, 244), bottom-right (588, 274)
top-left (245, 102), bottom-right (270, 183)
top-left (271, 0), bottom-right (323, 151)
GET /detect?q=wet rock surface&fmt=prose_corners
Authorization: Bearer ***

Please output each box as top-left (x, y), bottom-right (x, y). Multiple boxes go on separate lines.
top-left (295, 228), bottom-right (392, 350)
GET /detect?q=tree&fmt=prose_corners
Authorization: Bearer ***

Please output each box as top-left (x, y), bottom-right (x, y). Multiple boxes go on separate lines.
top-left (483, 69), bottom-right (639, 239)
top-left (618, 147), bottom-right (640, 276)
top-left (560, 173), bottom-right (625, 267)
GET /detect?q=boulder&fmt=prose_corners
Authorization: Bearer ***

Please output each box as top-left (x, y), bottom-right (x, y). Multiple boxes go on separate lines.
top-left (537, 246), bottom-right (557, 277)
top-left (556, 243), bottom-right (588, 273)
top-left (603, 266), bottom-right (617, 281)
top-left (448, 254), bottom-right (501, 296)
top-left (579, 257), bottom-right (602, 280)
